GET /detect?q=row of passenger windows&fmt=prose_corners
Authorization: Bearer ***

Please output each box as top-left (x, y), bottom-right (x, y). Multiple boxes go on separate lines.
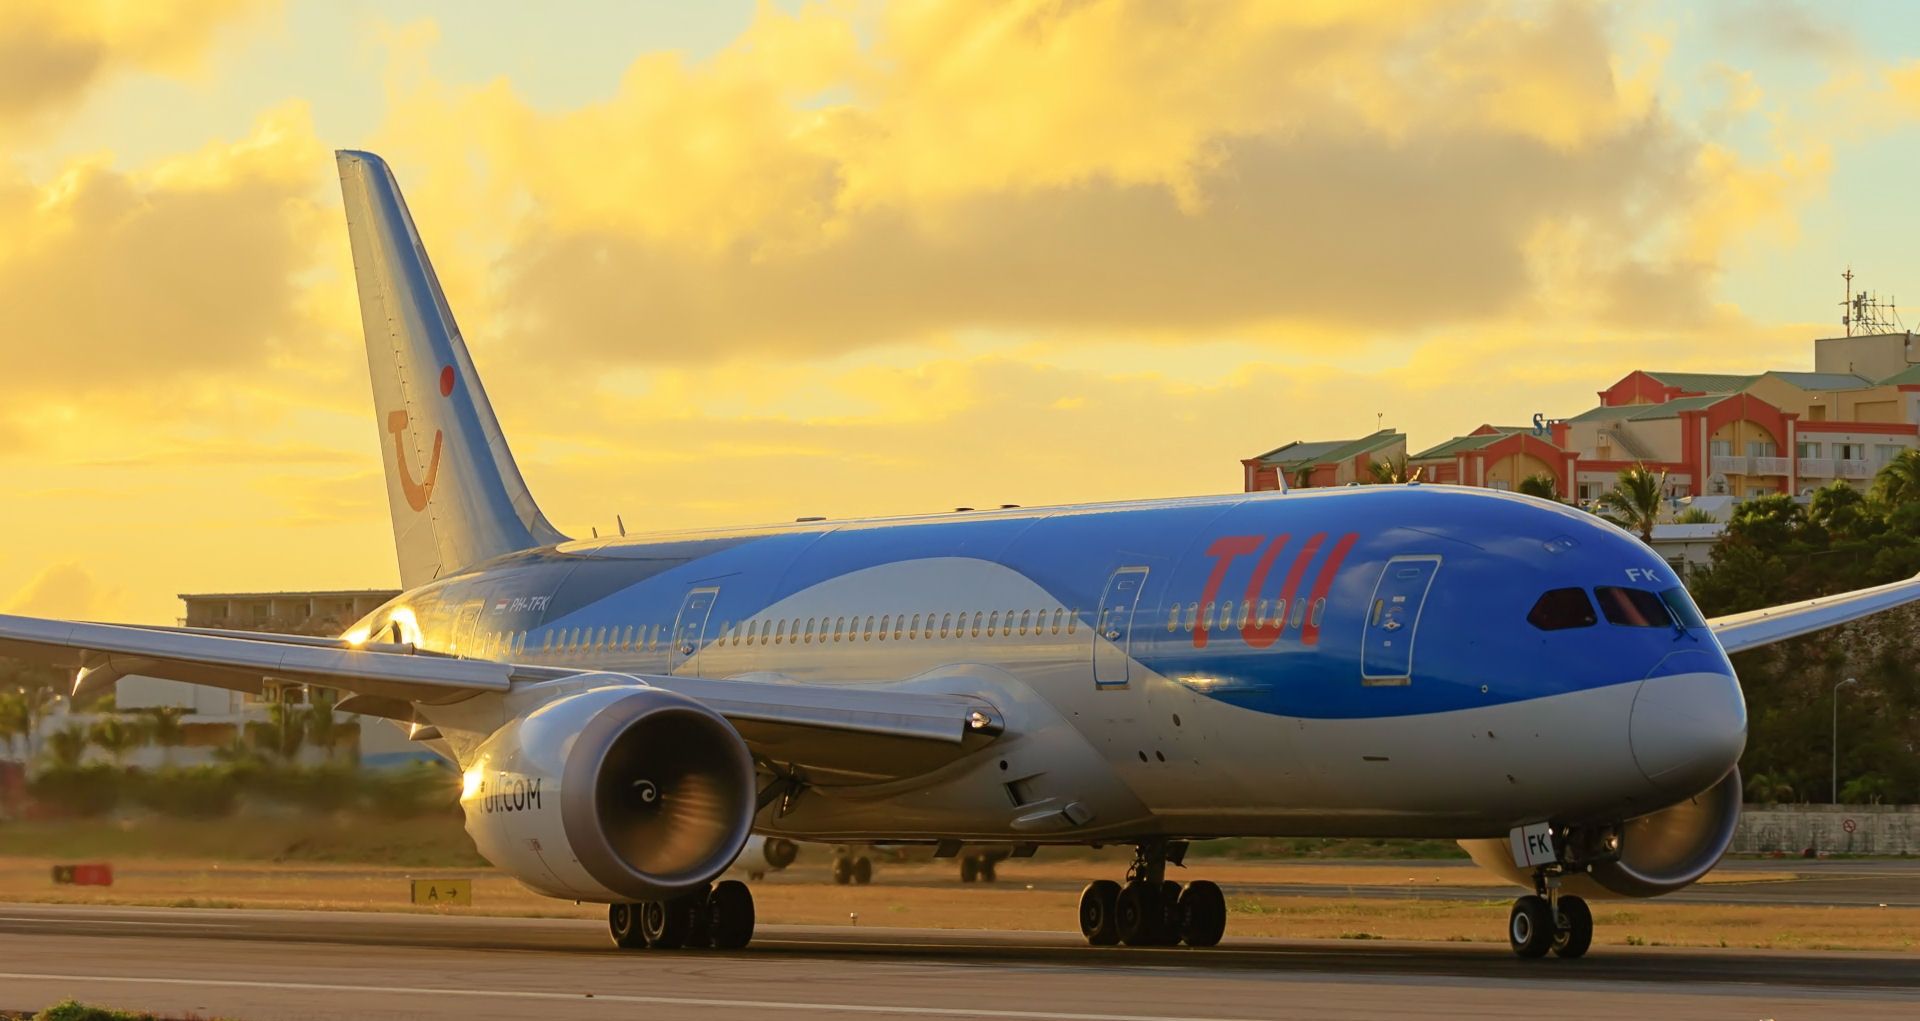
top-left (509, 607), bottom-right (1085, 658)
top-left (1526, 586), bottom-right (1705, 632)
top-left (1164, 596), bottom-right (1325, 634)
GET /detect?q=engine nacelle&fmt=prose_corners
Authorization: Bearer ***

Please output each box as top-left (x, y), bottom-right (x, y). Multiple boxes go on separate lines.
top-left (460, 680), bottom-right (756, 903)
top-left (1463, 767), bottom-right (1743, 899)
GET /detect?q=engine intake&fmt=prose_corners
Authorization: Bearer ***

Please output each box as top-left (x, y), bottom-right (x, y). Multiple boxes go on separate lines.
top-left (1462, 767), bottom-right (1742, 899)
top-left (461, 679), bottom-right (756, 903)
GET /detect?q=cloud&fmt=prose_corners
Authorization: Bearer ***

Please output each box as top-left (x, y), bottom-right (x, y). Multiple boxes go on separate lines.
top-left (352, 0), bottom-right (1810, 374)
top-left (0, 102), bottom-right (342, 401)
top-left (5, 563), bottom-right (118, 619)
top-left (0, 0), bottom-right (269, 133)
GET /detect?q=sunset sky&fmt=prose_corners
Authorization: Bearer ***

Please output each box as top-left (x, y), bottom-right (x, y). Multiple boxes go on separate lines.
top-left (7, 0), bottom-right (1920, 626)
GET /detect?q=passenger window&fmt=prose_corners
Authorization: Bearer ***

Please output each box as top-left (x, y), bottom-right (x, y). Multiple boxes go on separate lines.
top-left (972, 612), bottom-right (983, 638)
top-left (1020, 609), bottom-right (1032, 635)
top-left (911, 613), bottom-right (922, 638)
top-left (878, 615), bottom-right (890, 640)
top-left (1309, 598), bottom-right (1325, 627)
top-left (541, 631), bottom-right (553, 653)
top-left (775, 620), bottom-right (787, 644)
top-left (1289, 599), bottom-right (1305, 629)
top-left (1526, 589), bottom-right (1596, 631)
top-left (1239, 603), bottom-right (1253, 629)
top-left (1067, 610), bottom-right (1078, 635)
top-left (1052, 609), bottom-right (1063, 635)
top-left (1184, 602), bottom-right (1198, 632)
top-left (1219, 600), bottom-right (1233, 629)
top-left (894, 615), bottom-right (906, 641)
top-left (1594, 587), bottom-right (1671, 628)
top-left (1167, 606), bottom-right (1180, 632)
top-left (1002, 610), bottom-right (1015, 636)
top-left (834, 616), bottom-right (847, 642)
top-left (987, 611), bottom-right (999, 636)
top-left (1255, 599), bottom-right (1270, 626)
top-left (804, 618), bottom-right (816, 643)
top-left (1202, 601), bottom-right (1216, 631)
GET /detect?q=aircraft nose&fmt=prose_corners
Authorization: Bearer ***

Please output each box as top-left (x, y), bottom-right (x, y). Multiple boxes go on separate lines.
top-left (1629, 660), bottom-right (1748, 796)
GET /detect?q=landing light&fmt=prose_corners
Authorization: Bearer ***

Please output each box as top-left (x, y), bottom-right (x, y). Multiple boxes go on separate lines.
top-left (461, 768), bottom-right (484, 801)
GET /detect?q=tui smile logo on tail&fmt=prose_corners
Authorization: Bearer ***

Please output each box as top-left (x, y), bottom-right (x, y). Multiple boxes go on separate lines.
top-left (387, 365), bottom-right (455, 511)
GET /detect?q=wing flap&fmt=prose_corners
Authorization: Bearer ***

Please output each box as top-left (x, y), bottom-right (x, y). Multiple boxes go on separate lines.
top-left (1709, 572), bottom-right (1920, 655)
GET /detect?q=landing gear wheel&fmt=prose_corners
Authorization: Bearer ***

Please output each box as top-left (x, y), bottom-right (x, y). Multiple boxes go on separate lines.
top-left (960, 856), bottom-right (979, 883)
top-left (1552, 895), bottom-right (1592, 959)
top-left (980, 858), bottom-right (997, 883)
top-left (1115, 881), bottom-right (1163, 947)
top-left (608, 903), bottom-right (646, 950)
top-left (1156, 881), bottom-right (1184, 946)
top-left (852, 857), bottom-right (873, 885)
top-left (642, 895), bottom-right (695, 949)
top-left (681, 886), bottom-right (713, 949)
top-left (1178, 880), bottom-right (1227, 948)
top-left (1508, 895), bottom-right (1555, 959)
top-left (706, 880), bottom-right (756, 950)
top-left (832, 856), bottom-right (853, 885)
top-left (1079, 880), bottom-right (1121, 946)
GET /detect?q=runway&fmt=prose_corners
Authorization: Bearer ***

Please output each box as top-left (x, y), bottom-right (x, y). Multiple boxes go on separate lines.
top-left (1, 903), bottom-right (1914, 1020)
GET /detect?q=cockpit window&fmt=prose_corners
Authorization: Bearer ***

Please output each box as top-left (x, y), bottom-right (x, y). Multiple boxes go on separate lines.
top-left (1660, 586), bottom-right (1706, 629)
top-left (1527, 588), bottom-right (1597, 631)
top-left (1594, 586), bottom-right (1671, 628)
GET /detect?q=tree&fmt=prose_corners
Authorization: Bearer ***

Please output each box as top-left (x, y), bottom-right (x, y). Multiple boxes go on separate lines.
top-left (260, 701), bottom-right (307, 763)
top-left (0, 693), bottom-right (28, 761)
top-left (1870, 448), bottom-right (1920, 506)
top-left (305, 693), bottom-right (342, 763)
top-left (1674, 506), bottom-right (1717, 524)
top-left (88, 715), bottom-right (144, 766)
top-left (44, 725), bottom-right (89, 769)
top-left (1726, 492), bottom-right (1805, 550)
top-left (1515, 473), bottom-right (1558, 500)
top-left (1596, 464), bottom-right (1666, 543)
top-left (144, 707), bottom-right (188, 767)
top-left (1366, 456), bottom-right (1421, 484)
top-left (1808, 481), bottom-right (1877, 543)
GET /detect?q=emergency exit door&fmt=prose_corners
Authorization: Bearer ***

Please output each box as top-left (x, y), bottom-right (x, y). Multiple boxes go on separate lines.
top-left (1093, 566), bottom-right (1150, 688)
top-left (670, 586), bottom-right (720, 673)
top-left (1361, 556), bottom-right (1440, 685)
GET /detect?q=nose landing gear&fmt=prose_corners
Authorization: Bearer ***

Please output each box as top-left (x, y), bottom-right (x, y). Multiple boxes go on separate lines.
top-left (1508, 872), bottom-right (1591, 959)
top-left (606, 879), bottom-right (757, 951)
top-left (1076, 841), bottom-right (1226, 948)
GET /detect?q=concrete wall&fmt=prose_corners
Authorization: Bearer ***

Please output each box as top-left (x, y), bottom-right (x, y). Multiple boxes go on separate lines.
top-left (1733, 804), bottom-right (1920, 856)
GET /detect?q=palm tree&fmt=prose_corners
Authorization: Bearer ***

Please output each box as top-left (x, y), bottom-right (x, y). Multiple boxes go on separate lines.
top-left (1673, 506), bottom-right (1717, 524)
top-left (0, 693), bottom-right (28, 762)
top-left (1871, 448), bottom-right (1920, 506)
top-left (44, 724), bottom-right (89, 769)
top-left (1515, 473), bottom-right (1557, 500)
top-left (305, 694), bottom-right (342, 763)
top-left (145, 707), bottom-right (188, 767)
top-left (263, 701), bottom-right (307, 763)
top-left (1366, 456), bottom-right (1422, 484)
top-left (88, 715), bottom-right (144, 767)
top-left (1597, 464), bottom-right (1666, 543)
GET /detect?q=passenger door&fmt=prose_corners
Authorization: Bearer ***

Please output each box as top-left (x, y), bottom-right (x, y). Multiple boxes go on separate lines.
top-left (670, 586), bottom-right (720, 673)
top-left (1093, 566), bottom-right (1150, 689)
top-left (1361, 556), bottom-right (1440, 686)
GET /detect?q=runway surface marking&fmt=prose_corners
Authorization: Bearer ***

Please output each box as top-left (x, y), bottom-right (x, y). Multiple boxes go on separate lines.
top-left (0, 972), bottom-right (1263, 1021)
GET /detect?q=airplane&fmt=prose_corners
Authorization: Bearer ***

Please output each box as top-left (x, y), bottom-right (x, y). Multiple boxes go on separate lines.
top-left (5, 149), bottom-right (1919, 957)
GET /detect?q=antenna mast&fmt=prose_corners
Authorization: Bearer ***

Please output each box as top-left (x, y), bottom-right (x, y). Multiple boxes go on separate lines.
top-left (1841, 266), bottom-right (1903, 336)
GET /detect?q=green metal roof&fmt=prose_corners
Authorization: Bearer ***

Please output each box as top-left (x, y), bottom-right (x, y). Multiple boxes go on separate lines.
top-left (1626, 395), bottom-right (1720, 421)
top-left (1644, 371), bottom-right (1760, 393)
top-left (1410, 432), bottom-right (1505, 459)
top-left (1565, 405), bottom-right (1640, 423)
top-left (1756, 370), bottom-right (1878, 391)
top-left (1256, 429), bottom-right (1404, 468)
top-left (1881, 363), bottom-right (1920, 385)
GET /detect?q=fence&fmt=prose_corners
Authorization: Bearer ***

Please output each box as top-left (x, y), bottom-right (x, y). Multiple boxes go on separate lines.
top-left (1734, 804), bottom-right (1920, 855)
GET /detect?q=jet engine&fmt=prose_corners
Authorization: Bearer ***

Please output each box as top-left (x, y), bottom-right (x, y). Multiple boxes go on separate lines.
top-left (459, 680), bottom-right (757, 903)
top-left (1463, 767), bottom-right (1743, 899)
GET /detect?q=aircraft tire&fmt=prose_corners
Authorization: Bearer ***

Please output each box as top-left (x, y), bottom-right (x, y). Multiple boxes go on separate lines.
top-left (643, 897), bottom-right (691, 949)
top-left (1552, 895), bottom-right (1592, 959)
top-left (1079, 880), bottom-right (1121, 946)
top-left (1178, 880), bottom-right (1227, 947)
top-left (1157, 881), bottom-right (1184, 945)
top-left (853, 857), bottom-right (873, 884)
top-left (707, 880), bottom-right (756, 950)
top-left (980, 859), bottom-right (997, 883)
top-left (961, 856), bottom-right (978, 883)
top-left (607, 903), bottom-right (647, 950)
top-left (1508, 895), bottom-right (1555, 959)
top-left (832, 856), bottom-right (853, 885)
top-left (1115, 881), bottom-right (1161, 947)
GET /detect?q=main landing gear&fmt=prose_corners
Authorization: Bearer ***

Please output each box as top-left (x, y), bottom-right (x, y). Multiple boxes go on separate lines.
top-left (1507, 873), bottom-right (1591, 960)
top-left (1077, 841), bottom-right (1226, 948)
top-left (607, 880), bottom-right (756, 951)
top-left (831, 850), bottom-right (873, 885)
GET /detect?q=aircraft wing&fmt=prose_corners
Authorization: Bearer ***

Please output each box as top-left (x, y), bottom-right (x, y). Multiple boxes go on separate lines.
top-left (1708, 572), bottom-right (1920, 655)
top-left (0, 613), bottom-right (1000, 783)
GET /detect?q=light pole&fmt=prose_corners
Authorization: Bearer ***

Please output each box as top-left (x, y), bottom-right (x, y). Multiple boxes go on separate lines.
top-left (1832, 677), bottom-right (1858, 804)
